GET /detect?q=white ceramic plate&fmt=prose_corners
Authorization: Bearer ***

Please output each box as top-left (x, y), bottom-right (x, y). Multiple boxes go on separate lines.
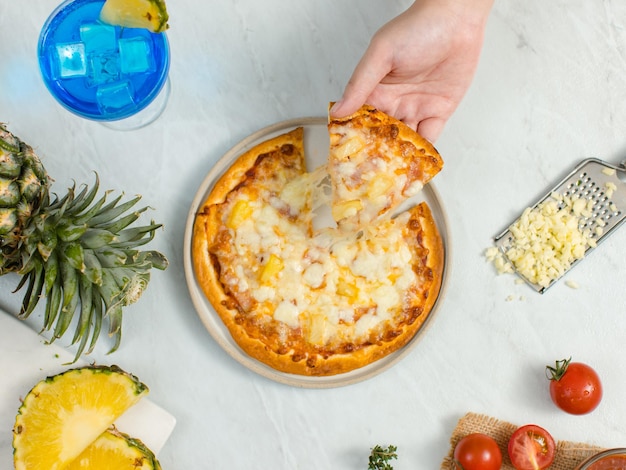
top-left (183, 117), bottom-right (451, 388)
top-left (0, 309), bottom-right (176, 467)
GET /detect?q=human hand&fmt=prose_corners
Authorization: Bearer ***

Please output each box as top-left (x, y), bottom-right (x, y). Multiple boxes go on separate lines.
top-left (330, 0), bottom-right (494, 143)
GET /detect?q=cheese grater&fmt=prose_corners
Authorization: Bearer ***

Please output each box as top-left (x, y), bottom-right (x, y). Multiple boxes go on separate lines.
top-left (493, 158), bottom-right (626, 293)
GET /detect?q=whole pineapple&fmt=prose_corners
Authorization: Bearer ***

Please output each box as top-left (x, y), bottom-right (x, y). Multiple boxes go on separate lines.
top-left (0, 123), bottom-right (168, 360)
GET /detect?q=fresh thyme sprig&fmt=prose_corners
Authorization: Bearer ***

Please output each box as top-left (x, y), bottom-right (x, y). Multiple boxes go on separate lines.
top-left (368, 445), bottom-right (398, 470)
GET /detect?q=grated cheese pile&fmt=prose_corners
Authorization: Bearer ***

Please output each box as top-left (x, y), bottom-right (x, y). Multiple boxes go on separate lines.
top-left (485, 193), bottom-right (597, 288)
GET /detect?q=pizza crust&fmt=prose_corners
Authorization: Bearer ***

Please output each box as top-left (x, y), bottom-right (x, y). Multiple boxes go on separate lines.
top-left (408, 202), bottom-right (445, 324)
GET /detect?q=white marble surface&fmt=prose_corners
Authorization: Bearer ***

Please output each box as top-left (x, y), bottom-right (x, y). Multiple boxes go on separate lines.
top-left (2, 0), bottom-right (626, 468)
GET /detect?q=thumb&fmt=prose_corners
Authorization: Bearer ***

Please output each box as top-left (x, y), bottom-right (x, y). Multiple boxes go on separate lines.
top-left (331, 44), bottom-right (391, 118)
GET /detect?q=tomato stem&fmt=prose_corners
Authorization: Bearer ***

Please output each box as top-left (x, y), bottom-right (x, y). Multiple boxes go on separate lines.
top-left (546, 357), bottom-right (571, 381)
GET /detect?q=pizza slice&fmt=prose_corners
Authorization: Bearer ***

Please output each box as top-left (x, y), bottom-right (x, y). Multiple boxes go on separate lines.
top-left (327, 104), bottom-right (444, 231)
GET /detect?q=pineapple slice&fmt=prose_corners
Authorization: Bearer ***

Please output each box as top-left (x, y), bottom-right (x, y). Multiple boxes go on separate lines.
top-left (13, 365), bottom-right (148, 470)
top-left (100, 0), bottom-right (170, 33)
top-left (67, 428), bottom-right (161, 470)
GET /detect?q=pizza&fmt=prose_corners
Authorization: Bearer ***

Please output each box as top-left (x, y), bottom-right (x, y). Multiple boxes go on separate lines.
top-left (192, 105), bottom-right (445, 376)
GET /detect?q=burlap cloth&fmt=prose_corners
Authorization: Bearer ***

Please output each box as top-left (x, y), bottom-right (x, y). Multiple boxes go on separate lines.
top-left (440, 412), bottom-right (605, 470)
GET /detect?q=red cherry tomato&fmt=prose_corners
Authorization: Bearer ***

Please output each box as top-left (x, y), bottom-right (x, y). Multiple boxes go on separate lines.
top-left (508, 424), bottom-right (555, 470)
top-left (453, 433), bottom-right (502, 470)
top-left (546, 357), bottom-right (603, 415)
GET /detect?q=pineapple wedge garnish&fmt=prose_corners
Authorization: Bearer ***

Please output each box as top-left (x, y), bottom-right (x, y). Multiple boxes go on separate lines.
top-left (13, 365), bottom-right (148, 470)
top-left (100, 0), bottom-right (170, 33)
top-left (67, 428), bottom-right (162, 470)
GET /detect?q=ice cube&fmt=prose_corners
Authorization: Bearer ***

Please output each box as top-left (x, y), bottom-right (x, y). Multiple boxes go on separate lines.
top-left (119, 37), bottom-right (154, 74)
top-left (54, 42), bottom-right (87, 78)
top-left (88, 52), bottom-right (120, 87)
top-left (79, 22), bottom-right (117, 53)
top-left (96, 80), bottom-right (136, 114)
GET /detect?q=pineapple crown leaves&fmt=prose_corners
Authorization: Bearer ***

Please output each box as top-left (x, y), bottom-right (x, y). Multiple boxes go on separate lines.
top-left (1, 124), bottom-right (168, 362)
top-left (12, 172), bottom-right (169, 362)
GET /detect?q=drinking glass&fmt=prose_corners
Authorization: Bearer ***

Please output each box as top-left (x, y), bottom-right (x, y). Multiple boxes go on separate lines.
top-left (38, 0), bottom-right (170, 130)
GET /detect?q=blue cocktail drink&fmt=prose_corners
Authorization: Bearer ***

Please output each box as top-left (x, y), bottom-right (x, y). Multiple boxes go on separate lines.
top-left (38, 0), bottom-right (170, 126)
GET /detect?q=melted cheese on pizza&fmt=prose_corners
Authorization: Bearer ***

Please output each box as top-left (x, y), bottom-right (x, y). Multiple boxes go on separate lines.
top-left (329, 127), bottom-right (422, 227)
top-left (215, 185), bottom-right (419, 347)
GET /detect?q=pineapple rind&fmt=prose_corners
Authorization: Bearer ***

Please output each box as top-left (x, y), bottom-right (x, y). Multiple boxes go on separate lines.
top-left (0, 207), bottom-right (17, 235)
top-left (13, 365), bottom-right (148, 470)
top-left (0, 177), bottom-right (20, 206)
top-left (0, 124), bottom-right (49, 269)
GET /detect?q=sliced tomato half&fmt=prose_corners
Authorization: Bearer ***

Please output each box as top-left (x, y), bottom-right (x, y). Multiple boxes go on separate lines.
top-left (508, 424), bottom-right (556, 470)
